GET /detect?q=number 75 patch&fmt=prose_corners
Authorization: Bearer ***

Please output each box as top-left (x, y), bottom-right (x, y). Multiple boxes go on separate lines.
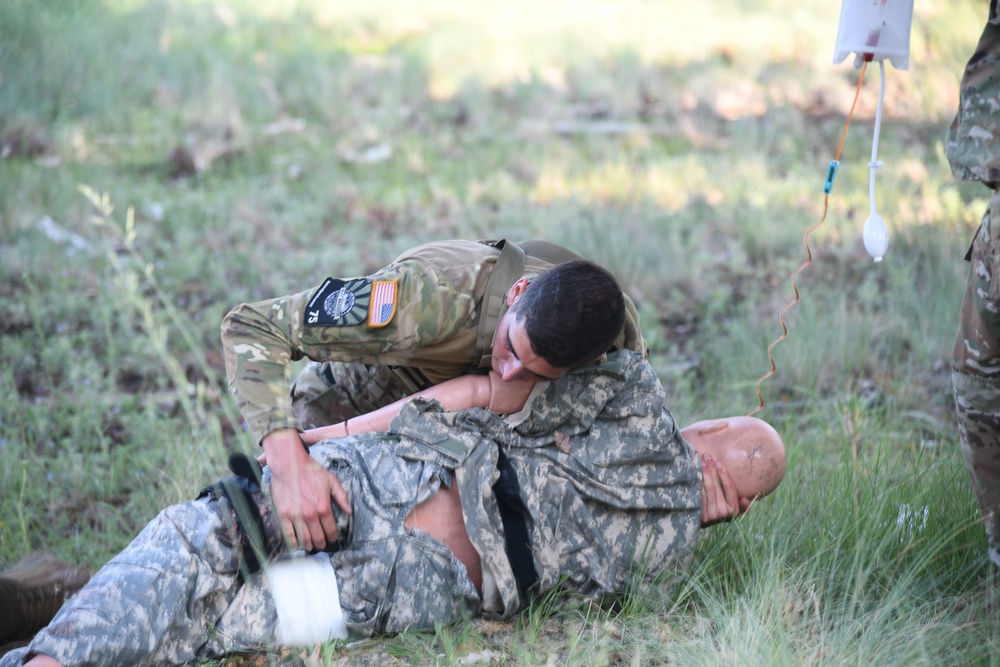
top-left (304, 278), bottom-right (397, 328)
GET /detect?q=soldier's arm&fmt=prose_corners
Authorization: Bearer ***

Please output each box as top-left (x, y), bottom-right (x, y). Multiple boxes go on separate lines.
top-left (299, 372), bottom-right (535, 445)
top-left (221, 287), bottom-right (407, 445)
top-left (221, 293), bottom-right (307, 445)
top-left (262, 427), bottom-right (348, 552)
top-left (221, 263), bottom-right (474, 445)
top-left (224, 263), bottom-right (479, 549)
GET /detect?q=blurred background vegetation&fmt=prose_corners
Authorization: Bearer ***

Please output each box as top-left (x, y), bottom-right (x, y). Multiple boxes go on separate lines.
top-left (0, 0), bottom-right (996, 664)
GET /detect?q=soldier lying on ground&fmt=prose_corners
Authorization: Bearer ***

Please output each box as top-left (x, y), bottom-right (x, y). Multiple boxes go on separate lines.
top-left (223, 239), bottom-right (653, 553)
top-left (0, 350), bottom-right (785, 667)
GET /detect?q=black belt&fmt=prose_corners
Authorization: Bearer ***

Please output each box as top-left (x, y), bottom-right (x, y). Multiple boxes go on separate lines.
top-left (493, 449), bottom-right (538, 604)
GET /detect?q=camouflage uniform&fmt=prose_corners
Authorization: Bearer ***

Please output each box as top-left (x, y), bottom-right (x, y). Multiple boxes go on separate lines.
top-left (222, 239), bottom-right (646, 442)
top-left (393, 349), bottom-right (702, 614)
top-left (948, 0), bottom-right (1000, 565)
top-left (0, 351), bottom-right (699, 666)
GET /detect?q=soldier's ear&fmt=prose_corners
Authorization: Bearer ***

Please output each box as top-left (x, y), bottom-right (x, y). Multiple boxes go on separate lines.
top-left (506, 278), bottom-right (531, 307)
top-left (697, 419), bottom-right (731, 437)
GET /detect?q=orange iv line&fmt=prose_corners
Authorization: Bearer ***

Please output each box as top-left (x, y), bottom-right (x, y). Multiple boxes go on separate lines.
top-left (748, 60), bottom-right (869, 417)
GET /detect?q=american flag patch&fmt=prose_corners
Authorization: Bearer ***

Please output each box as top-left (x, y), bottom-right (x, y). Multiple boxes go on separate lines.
top-left (367, 280), bottom-right (397, 328)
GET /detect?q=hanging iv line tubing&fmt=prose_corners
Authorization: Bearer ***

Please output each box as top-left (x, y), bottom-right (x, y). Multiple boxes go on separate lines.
top-left (869, 60), bottom-right (886, 210)
top-left (747, 60), bottom-right (870, 417)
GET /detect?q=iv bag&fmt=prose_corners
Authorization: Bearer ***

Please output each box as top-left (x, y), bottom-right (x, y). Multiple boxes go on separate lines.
top-left (832, 0), bottom-right (914, 70)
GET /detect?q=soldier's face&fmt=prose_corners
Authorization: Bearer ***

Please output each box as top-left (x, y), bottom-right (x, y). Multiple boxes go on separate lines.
top-left (491, 312), bottom-right (568, 383)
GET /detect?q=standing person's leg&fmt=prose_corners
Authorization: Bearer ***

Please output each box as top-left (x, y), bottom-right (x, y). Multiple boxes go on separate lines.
top-left (0, 497), bottom-right (280, 667)
top-left (953, 189), bottom-right (1000, 565)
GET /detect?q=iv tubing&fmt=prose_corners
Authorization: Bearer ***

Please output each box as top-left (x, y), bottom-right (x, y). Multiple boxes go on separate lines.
top-left (869, 60), bottom-right (886, 214)
top-left (748, 61), bottom-right (869, 417)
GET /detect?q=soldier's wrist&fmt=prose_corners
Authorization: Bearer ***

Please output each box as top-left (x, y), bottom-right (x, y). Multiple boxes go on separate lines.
top-left (262, 429), bottom-right (310, 459)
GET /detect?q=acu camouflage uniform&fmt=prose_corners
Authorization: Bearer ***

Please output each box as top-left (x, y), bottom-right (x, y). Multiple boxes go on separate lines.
top-left (221, 239), bottom-right (646, 442)
top-left (948, 0), bottom-right (1000, 564)
top-left (1, 351), bottom-right (700, 667)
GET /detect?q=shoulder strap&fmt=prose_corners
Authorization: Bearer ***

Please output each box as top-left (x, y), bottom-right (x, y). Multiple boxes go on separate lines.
top-left (475, 239), bottom-right (526, 369)
top-left (516, 239), bottom-right (582, 265)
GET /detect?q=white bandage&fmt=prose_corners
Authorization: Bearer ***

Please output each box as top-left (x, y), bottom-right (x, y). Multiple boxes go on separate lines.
top-left (267, 552), bottom-right (349, 645)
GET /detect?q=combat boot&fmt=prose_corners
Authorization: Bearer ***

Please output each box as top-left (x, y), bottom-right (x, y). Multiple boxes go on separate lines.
top-left (0, 551), bottom-right (93, 643)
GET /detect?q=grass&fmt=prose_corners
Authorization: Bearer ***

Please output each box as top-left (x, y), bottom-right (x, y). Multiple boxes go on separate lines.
top-left (1, 0), bottom-right (997, 664)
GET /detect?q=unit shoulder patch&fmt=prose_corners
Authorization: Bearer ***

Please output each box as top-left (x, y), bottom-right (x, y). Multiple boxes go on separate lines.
top-left (304, 277), bottom-right (398, 328)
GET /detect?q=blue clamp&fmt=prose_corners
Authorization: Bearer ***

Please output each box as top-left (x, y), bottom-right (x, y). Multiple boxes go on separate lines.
top-left (824, 160), bottom-right (840, 194)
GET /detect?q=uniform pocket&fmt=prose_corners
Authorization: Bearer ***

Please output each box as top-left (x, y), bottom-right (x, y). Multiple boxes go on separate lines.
top-left (989, 201), bottom-right (1000, 302)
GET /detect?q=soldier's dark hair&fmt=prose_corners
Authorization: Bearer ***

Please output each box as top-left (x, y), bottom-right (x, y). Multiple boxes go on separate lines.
top-left (510, 260), bottom-right (626, 369)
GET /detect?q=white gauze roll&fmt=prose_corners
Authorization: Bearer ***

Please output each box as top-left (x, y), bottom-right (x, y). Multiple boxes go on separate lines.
top-left (267, 552), bottom-right (349, 645)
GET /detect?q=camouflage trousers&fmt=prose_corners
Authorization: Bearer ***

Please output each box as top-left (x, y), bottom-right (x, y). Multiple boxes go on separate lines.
top-left (953, 188), bottom-right (1000, 561)
top-left (291, 361), bottom-right (431, 430)
top-left (1, 437), bottom-right (480, 667)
